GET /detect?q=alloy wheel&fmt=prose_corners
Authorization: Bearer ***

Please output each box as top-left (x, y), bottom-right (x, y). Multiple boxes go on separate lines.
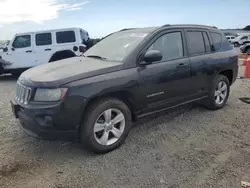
top-left (214, 81), bottom-right (228, 105)
top-left (93, 108), bottom-right (125, 146)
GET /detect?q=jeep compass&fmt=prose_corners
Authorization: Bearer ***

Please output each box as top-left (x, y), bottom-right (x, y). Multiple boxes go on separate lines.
top-left (11, 24), bottom-right (238, 153)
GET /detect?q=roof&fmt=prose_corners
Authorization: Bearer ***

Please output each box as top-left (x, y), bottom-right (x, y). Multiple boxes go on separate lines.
top-left (119, 24), bottom-right (219, 34)
top-left (15, 27), bottom-right (84, 35)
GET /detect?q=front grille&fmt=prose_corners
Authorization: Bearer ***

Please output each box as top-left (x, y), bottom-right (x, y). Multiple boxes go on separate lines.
top-left (15, 82), bottom-right (32, 104)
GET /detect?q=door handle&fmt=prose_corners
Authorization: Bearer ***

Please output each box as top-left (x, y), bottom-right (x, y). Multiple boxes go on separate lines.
top-left (45, 48), bottom-right (51, 51)
top-left (176, 63), bottom-right (188, 68)
top-left (26, 50), bottom-right (32, 53)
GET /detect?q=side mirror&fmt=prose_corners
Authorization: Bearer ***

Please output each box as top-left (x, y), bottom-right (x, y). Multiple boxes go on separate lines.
top-left (3, 47), bottom-right (8, 52)
top-left (141, 50), bottom-right (162, 65)
top-left (11, 47), bottom-right (15, 51)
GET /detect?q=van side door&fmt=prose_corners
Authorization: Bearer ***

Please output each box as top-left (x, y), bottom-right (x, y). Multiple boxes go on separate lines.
top-left (33, 32), bottom-right (54, 66)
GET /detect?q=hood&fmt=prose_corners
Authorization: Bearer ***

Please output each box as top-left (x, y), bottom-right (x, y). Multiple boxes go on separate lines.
top-left (20, 56), bottom-right (123, 87)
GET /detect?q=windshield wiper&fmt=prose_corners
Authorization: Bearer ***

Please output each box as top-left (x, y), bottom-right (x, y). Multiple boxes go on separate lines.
top-left (86, 55), bottom-right (107, 61)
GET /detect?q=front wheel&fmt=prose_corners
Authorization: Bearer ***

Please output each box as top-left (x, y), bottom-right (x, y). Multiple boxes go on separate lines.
top-left (80, 98), bottom-right (132, 153)
top-left (234, 42), bottom-right (239, 47)
top-left (203, 75), bottom-right (230, 110)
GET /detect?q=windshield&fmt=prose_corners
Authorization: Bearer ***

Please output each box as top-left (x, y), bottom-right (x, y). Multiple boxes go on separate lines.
top-left (84, 30), bottom-right (148, 62)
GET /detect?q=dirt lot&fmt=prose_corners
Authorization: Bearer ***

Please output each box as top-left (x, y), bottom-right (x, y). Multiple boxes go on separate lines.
top-left (1, 64), bottom-right (250, 188)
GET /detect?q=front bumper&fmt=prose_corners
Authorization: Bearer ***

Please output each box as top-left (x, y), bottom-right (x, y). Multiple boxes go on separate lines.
top-left (10, 99), bottom-right (84, 140)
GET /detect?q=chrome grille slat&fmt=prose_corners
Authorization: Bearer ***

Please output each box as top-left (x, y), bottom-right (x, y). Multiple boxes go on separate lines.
top-left (15, 82), bottom-right (32, 104)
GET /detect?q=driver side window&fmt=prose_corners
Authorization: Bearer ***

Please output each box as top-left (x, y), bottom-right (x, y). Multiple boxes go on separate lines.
top-left (12, 35), bottom-right (31, 48)
top-left (148, 32), bottom-right (184, 62)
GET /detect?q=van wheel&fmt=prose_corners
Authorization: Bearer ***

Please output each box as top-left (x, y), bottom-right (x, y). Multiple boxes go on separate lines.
top-left (80, 98), bottom-right (132, 154)
top-left (204, 75), bottom-right (230, 110)
top-left (247, 48), bottom-right (250, 55)
top-left (0, 65), bottom-right (3, 75)
top-left (234, 42), bottom-right (239, 47)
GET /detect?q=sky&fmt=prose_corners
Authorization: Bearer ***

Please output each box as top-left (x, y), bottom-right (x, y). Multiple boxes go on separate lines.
top-left (0, 0), bottom-right (249, 40)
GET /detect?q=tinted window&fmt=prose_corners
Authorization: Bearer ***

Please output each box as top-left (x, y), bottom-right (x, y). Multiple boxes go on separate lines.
top-left (148, 32), bottom-right (183, 61)
top-left (241, 36), bottom-right (248, 40)
top-left (56, 31), bottom-right (76, 43)
top-left (231, 37), bottom-right (235, 39)
top-left (202, 32), bottom-right (211, 52)
top-left (211, 32), bottom-right (222, 51)
top-left (36, 33), bottom-right (52, 46)
top-left (12, 35), bottom-right (31, 48)
top-left (186, 31), bottom-right (205, 55)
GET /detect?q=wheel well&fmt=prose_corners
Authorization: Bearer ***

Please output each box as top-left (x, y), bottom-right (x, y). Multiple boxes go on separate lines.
top-left (219, 70), bottom-right (233, 85)
top-left (49, 50), bottom-right (76, 62)
top-left (83, 91), bottom-right (136, 122)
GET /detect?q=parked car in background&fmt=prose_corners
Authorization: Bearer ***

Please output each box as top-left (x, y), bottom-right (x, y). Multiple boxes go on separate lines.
top-left (231, 35), bottom-right (250, 47)
top-left (0, 28), bottom-right (89, 76)
top-left (226, 35), bottom-right (235, 43)
top-left (11, 24), bottom-right (238, 153)
top-left (240, 42), bottom-right (250, 54)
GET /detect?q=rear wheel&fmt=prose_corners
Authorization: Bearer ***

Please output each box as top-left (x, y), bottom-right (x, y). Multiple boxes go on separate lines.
top-left (247, 48), bottom-right (250, 55)
top-left (80, 98), bottom-right (132, 153)
top-left (204, 75), bottom-right (230, 110)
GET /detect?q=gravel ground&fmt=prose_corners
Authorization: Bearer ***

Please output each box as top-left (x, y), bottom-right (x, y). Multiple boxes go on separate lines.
top-left (1, 65), bottom-right (250, 188)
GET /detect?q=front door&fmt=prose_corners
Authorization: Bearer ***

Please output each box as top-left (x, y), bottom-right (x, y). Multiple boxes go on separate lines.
top-left (2, 34), bottom-right (34, 69)
top-left (138, 30), bottom-right (192, 112)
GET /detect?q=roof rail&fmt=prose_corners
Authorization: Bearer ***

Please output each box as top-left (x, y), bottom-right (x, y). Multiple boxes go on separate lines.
top-left (119, 28), bottom-right (136, 32)
top-left (161, 24), bottom-right (171, 27)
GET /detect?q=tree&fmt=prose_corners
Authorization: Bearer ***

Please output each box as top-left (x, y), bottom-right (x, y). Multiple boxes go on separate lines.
top-left (243, 25), bottom-right (250, 30)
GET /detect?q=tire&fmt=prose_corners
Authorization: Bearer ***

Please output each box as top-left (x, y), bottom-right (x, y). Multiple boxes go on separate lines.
top-left (247, 48), bottom-right (250, 55)
top-left (0, 65), bottom-right (3, 75)
top-left (11, 72), bottom-right (21, 77)
top-left (234, 42), bottom-right (239, 47)
top-left (80, 98), bottom-right (132, 154)
top-left (203, 75), bottom-right (230, 110)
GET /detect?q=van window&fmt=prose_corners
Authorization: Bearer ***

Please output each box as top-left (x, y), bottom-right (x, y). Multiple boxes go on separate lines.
top-left (148, 32), bottom-right (183, 61)
top-left (211, 32), bottom-right (222, 51)
top-left (56, 31), bottom-right (76, 44)
top-left (186, 31), bottom-right (205, 55)
top-left (36, 33), bottom-right (52, 46)
top-left (12, 35), bottom-right (31, 48)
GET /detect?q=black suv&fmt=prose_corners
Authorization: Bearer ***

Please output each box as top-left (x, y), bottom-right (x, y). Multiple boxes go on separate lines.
top-left (11, 24), bottom-right (238, 153)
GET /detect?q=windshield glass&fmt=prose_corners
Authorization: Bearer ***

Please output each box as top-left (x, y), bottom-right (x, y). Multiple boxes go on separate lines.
top-left (84, 30), bottom-right (148, 62)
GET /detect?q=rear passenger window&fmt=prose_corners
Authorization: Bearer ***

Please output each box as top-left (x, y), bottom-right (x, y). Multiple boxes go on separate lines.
top-left (211, 32), bottom-right (222, 51)
top-left (186, 31), bottom-right (205, 55)
top-left (148, 32), bottom-right (183, 61)
top-left (202, 32), bottom-right (211, 52)
top-left (56, 31), bottom-right (76, 44)
top-left (36, 33), bottom-right (52, 46)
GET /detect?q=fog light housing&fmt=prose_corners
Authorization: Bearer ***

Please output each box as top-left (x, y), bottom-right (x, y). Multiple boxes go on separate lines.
top-left (36, 116), bottom-right (53, 127)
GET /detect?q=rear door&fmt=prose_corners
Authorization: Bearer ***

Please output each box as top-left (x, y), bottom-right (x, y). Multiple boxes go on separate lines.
top-left (184, 29), bottom-right (212, 97)
top-left (33, 32), bottom-right (54, 66)
top-left (54, 30), bottom-right (78, 55)
top-left (139, 29), bottom-right (193, 111)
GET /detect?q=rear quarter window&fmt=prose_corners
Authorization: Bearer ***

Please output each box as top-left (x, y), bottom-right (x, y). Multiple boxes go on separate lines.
top-left (211, 32), bottom-right (222, 51)
top-left (56, 31), bottom-right (76, 44)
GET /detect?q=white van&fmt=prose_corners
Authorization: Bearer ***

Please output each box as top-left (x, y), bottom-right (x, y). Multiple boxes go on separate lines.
top-left (0, 28), bottom-right (89, 75)
top-left (231, 35), bottom-right (250, 47)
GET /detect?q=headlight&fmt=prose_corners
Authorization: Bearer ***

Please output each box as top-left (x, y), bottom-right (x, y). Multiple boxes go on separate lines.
top-left (34, 88), bottom-right (68, 102)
